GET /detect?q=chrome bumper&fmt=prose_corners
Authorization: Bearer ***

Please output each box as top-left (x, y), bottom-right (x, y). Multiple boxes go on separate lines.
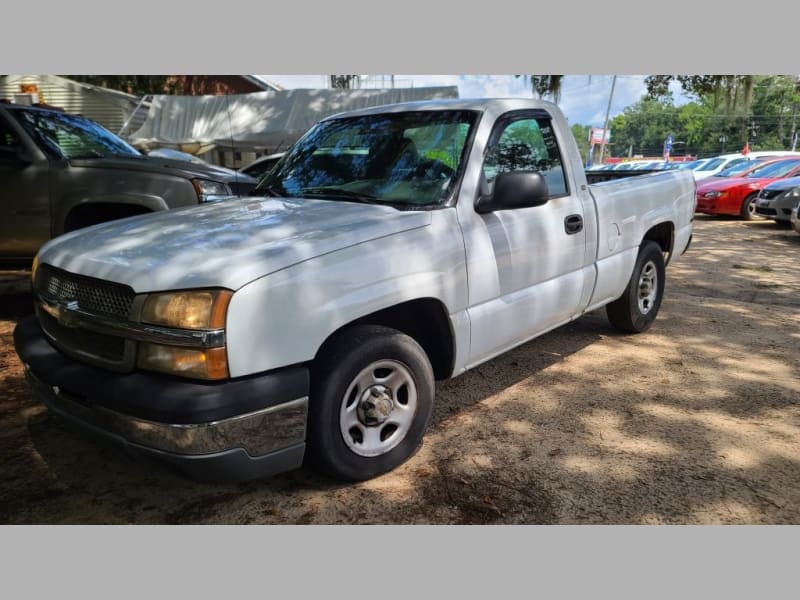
top-left (25, 367), bottom-right (308, 458)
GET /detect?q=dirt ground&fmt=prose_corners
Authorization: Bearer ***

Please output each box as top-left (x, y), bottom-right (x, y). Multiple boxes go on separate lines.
top-left (1, 216), bottom-right (799, 524)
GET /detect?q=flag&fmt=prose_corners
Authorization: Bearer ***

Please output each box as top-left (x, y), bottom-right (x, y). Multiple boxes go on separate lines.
top-left (742, 142), bottom-right (750, 156)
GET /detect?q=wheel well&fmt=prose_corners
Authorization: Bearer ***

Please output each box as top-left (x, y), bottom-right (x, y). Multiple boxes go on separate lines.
top-left (315, 298), bottom-right (455, 380)
top-left (642, 221), bottom-right (674, 263)
top-left (63, 203), bottom-right (152, 233)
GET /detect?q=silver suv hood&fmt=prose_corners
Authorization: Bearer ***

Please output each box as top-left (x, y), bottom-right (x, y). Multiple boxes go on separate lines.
top-left (38, 197), bottom-right (431, 292)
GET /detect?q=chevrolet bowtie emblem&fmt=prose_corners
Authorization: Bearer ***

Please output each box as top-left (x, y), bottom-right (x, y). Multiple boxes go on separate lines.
top-left (57, 301), bottom-right (80, 327)
top-left (42, 299), bottom-right (80, 328)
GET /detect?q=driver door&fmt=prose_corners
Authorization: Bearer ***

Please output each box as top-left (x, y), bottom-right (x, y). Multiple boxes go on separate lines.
top-left (464, 111), bottom-right (588, 364)
top-left (0, 112), bottom-right (50, 261)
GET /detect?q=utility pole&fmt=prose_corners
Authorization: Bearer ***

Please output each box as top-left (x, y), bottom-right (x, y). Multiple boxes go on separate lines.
top-left (598, 75), bottom-right (616, 164)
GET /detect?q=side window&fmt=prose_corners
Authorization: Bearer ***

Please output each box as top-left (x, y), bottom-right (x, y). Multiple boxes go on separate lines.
top-left (0, 118), bottom-right (21, 150)
top-left (483, 115), bottom-right (568, 197)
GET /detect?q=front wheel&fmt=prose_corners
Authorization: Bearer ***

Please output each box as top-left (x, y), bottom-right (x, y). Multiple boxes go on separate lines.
top-left (606, 241), bottom-right (666, 333)
top-left (306, 325), bottom-right (435, 481)
top-left (740, 193), bottom-right (760, 221)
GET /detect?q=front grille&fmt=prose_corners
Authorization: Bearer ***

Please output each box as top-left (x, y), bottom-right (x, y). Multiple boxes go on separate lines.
top-left (755, 207), bottom-right (777, 216)
top-left (38, 310), bottom-right (126, 362)
top-left (36, 265), bottom-right (134, 318)
top-left (759, 189), bottom-right (783, 200)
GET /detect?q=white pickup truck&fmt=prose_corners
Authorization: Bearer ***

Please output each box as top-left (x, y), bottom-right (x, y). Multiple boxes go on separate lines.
top-left (14, 98), bottom-right (695, 482)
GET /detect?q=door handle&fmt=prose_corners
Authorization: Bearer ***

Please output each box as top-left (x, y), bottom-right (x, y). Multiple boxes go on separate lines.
top-left (564, 214), bottom-right (583, 234)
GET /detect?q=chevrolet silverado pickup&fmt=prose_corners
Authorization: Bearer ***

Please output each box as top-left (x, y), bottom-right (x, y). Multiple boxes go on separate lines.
top-left (0, 102), bottom-right (255, 267)
top-left (14, 98), bottom-right (695, 482)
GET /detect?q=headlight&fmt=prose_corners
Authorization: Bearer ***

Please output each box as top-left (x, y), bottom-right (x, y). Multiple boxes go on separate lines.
top-left (138, 289), bottom-right (233, 380)
top-left (785, 187), bottom-right (800, 198)
top-left (137, 344), bottom-right (228, 380)
top-left (31, 253), bottom-right (40, 285)
top-left (192, 178), bottom-right (234, 203)
top-left (142, 290), bottom-right (232, 329)
top-left (704, 191), bottom-right (726, 199)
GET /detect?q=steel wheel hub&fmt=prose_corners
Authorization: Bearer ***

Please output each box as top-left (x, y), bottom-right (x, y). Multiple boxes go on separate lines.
top-left (638, 260), bottom-right (658, 314)
top-left (358, 385), bottom-right (394, 426)
top-left (339, 359), bottom-right (418, 457)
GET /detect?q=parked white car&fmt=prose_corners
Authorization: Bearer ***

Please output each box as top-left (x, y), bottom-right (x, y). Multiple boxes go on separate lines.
top-left (15, 98), bottom-right (695, 482)
top-left (693, 151), bottom-right (800, 181)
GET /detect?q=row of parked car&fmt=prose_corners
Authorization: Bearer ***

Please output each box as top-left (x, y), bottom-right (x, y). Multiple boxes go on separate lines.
top-left (592, 150), bottom-right (800, 234)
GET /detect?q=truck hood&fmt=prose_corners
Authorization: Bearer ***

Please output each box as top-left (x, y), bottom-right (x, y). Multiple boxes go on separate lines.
top-left (38, 197), bottom-right (431, 292)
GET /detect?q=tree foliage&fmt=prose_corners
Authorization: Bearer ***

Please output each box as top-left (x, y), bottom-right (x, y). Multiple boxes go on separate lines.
top-left (593, 75), bottom-right (800, 159)
top-left (570, 123), bottom-right (591, 163)
top-left (329, 75), bottom-right (360, 89)
top-left (645, 75), bottom-right (756, 113)
top-left (65, 75), bottom-right (173, 96)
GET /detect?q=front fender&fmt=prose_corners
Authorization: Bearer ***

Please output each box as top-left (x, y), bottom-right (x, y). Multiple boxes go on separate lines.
top-left (225, 210), bottom-right (468, 377)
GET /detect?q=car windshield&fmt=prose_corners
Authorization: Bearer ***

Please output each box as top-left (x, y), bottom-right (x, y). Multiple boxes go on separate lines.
top-left (677, 160), bottom-right (706, 170)
top-left (716, 161), bottom-right (762, 177)
top-left (745, 159), bottom-right (800, 178)
top-left (255, 110), bottom-right (478, 207)
top-left (10, 108), bottom-right (141, 160)
top-left (696, 157), bottom-right (726, 171)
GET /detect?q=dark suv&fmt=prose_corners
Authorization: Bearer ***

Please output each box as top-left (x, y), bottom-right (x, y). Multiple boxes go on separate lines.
top-left (0, 103), bottom-right (256, 267)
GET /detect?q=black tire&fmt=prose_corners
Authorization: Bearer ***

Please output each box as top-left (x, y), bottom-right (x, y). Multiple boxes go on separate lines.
top-left (306, 325), bottom-right (435, 482)
top-left (606, 241), bottom-right (666, 333)
top-left (740, 192), bottom-right (759, 221)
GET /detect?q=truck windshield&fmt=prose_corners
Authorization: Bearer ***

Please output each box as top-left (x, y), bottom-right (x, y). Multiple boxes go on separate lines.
top-left (10, 108), bottom-right (142, 160)
top-left (255, 110), bottom-right (478, 207)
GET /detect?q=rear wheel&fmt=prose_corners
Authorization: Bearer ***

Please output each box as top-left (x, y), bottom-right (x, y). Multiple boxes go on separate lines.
top-left (606, 241), bottom-right (666, 333)
top-left (740, 193), bottom-right (759, 221)
top-left (306, 325), bottom-right (435, 481)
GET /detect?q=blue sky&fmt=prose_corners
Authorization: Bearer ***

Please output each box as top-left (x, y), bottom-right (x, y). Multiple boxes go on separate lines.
top-left (259, 75), bottom-right (690, 127)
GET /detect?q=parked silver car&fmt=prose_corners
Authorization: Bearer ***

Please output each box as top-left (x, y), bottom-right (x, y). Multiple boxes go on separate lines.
top-left (755, 176), bottom-right (800, 223)
top-left (790, 203), bottom-right (800, 234)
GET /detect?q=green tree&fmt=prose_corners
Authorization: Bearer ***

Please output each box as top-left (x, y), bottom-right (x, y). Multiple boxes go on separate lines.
top-left (329, 75), bottom-right (359, 89)
top-left (608, 96), bottom-right (682, 158)
top-left (645, 75), bottom-right (756, 113)
top-left (570, 123), bottom-right (591, 163)
top-left (65, 75), bottom-right (172, 96)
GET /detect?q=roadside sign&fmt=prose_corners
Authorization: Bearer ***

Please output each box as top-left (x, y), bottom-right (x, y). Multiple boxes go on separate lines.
top-left (590, 128), bottom-right (610, 144)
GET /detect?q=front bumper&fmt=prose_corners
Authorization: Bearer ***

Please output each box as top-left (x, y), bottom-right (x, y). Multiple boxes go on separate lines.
top-left (755, 197), bottom-right (797, 222)
top-left (791, 206), bottom-right (800, 233)
top-left (695, 194), bottom-right (736, 216)
top-left (14, 316), bottom-right (309, 482)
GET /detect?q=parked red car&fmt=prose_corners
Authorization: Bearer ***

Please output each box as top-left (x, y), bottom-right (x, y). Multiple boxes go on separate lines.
top-left (695, 158), bottom-right (800, 219)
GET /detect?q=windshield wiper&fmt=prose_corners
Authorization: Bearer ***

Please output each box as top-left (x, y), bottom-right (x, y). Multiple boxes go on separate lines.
top-left (301, 187), bottom-right (382, 204)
